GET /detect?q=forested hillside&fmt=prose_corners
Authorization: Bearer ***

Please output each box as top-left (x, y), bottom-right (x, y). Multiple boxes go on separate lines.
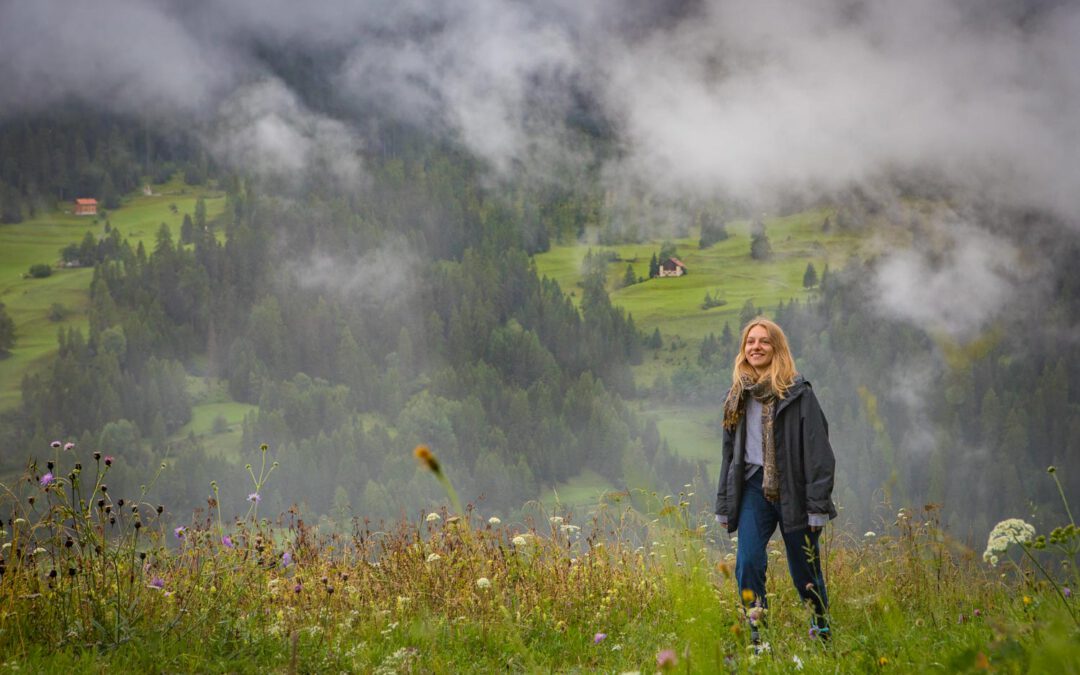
top-left (0, 113), bottom-right (701, 524)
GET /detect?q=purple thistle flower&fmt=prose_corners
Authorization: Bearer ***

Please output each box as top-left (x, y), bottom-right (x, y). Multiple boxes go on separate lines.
top-left (247, 492), bottom-right (261, 504)
top-left (593, 632), bottom-right (607, 644)
top-left (149, 576), bottom-right (165, 590)
top-left (174, 526), bottom-right (186, 539)
top-left (63, 442), bottom-right (75, 451)
top-left (222, 535), bottom-right (234, 549)
top-left (1065, 587), bottom-right (1073, 599)
top-left (50, 441), bottom-right (61, 449)
top-left (293, 582), bottom-right (302, 593)
top-left (40, 472), bottom-right (54, 487)
top-left (282, 551), bottom-right (293, 567)
top-left (656, 649), bottom-right (678, 671)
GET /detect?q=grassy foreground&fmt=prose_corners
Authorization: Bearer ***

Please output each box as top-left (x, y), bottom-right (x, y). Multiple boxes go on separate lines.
top-left (2, 445), bottom-right (1078, 673)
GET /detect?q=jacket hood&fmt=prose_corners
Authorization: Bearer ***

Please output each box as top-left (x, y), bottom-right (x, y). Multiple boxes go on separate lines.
top-left (777, 375), bottom-right (810, 412)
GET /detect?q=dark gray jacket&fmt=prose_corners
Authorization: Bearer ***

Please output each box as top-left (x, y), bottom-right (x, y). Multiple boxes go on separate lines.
top-left (714, 376), bottom-right (837, 533)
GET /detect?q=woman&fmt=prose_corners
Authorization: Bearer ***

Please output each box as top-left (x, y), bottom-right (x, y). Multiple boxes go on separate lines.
top-left (714, 317), bottom-right (836, 644)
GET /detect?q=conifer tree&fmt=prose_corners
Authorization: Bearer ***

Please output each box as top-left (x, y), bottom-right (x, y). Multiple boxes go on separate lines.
top-left (0, 302), bottom-right (14, 353)
top-left (803, 262), bottom-right (819, 288)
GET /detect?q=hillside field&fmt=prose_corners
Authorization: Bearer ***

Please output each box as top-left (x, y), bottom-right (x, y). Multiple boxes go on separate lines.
top-left (0, 178), bottom-right (224, 410)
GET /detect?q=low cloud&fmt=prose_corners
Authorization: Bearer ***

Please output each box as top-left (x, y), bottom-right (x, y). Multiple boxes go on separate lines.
top-left (289, 239), bottom-right (420, 309)
top-left (871, 221), bottom-right (1026, 340)
top-left (209, 80), bottom-right (365, 187)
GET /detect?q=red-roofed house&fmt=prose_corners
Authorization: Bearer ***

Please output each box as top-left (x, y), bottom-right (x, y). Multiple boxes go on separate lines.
top-left (658, 257), bottom-right (687, 277)
top-left (74, 198), bottom-right (98, 216)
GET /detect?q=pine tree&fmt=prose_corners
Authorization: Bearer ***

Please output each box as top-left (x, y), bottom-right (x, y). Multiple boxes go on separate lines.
top-left (803, 262), bottom-right (819, 288)
top-left (622, 263), bottom-right (636, 288)
top-left (648, 252), bottom-right (659, 279)
top-left (0, 301), bottom-right (15, 352)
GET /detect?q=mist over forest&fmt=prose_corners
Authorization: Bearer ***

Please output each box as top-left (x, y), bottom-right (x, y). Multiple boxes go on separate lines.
top-left (1, 0), bottom-right (1078, 541)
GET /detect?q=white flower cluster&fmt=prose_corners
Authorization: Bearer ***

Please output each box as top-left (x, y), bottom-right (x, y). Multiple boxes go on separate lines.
top-left (982, 518), bottom-right (1036, 566)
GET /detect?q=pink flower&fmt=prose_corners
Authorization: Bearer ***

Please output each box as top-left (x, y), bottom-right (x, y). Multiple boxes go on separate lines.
top-left (174, 526), bottom-right (186, 539)
top-left (221, 535), bottom-right (234, 549)
top-left (593, 632), bottom-right (607, 644)
top-left (149, 576), bottom-right (165, 590)
top-left (104, 456), bottom-right (113, 466)
top-left (657, 649), bottom-right (677, 671)
top-left (63, 442), bottom-right (75, 451)
top-left (40, 472), bottom-right (54, 487)
top-left (247, 492), bottom-right (261, 504)
top-left (50, 441), bottom-right (61, 449)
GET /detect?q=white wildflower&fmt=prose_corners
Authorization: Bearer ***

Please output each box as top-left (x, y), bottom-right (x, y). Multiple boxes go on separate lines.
top-left (425, 512), bottom-right (441, 523)
top-left (475, 577), bottom-right (491, 589)
top-left (983, 518), bottom-right (1036, 566)
top-left (549, 516), bottom-right (563, 525)
top-left (488, 516), bottom-right (501, 525)
top-left (512, 535), bottom-right (528, 547)
top-left (561, 524), bottom-right (581, 534)
top-left (864, 531), bottom-right (876, 538)
top-left (426, 553), bottom-right (441, 563)
top-left (792, 654), bottom-right (804, 670)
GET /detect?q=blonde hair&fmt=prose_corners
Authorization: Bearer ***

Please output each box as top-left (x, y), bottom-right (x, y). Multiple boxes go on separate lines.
top-left (732, 317), bottom-right (798, 399)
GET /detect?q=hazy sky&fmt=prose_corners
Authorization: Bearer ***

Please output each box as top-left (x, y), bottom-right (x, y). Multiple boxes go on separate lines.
top-left (3, 0), bottom-right (1076, 216)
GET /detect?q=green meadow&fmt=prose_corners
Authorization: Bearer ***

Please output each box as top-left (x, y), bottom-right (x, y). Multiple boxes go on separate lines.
top-left (3, 445), bottom-right (1077, 673)
top-left (0, 178), bottom-right (225, 411)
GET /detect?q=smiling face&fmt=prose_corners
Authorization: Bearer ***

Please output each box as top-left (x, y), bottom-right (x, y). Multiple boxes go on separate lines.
top-left (743, 324), bottom-right (775, 374)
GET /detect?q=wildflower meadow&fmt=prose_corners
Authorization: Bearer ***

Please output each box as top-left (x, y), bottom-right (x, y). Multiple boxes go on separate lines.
top-left (0, 443), bottom-right (1077, 673)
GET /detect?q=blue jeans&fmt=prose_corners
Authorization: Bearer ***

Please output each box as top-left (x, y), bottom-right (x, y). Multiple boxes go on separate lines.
top-left (735, 470), bottom-right (828, 619)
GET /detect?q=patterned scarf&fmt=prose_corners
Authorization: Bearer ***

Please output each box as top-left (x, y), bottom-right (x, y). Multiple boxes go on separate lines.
top-left (723, 374), bottom-right (781, 502)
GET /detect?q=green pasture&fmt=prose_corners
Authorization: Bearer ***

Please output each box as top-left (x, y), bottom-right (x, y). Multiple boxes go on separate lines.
top-left (0, 178), bottom-right (225, 411)
top-left (645, 404), bottom-right (722, 468)
top-left (541, 468), bottom-right (618, 512)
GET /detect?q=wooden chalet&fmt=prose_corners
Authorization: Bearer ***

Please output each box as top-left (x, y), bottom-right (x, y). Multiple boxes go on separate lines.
top-left (74, 198), bottom-right (98, 216)
top-left (658, 257), bottom-right (687, 277)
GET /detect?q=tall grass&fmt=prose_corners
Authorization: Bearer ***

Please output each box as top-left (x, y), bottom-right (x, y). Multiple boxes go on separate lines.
top-left (0, 442), bottom-right (1076, 672)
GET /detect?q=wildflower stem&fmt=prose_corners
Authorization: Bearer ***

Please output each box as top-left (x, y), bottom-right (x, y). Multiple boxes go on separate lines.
top-left (1049, 471), bottom-right (1075, 528)
top-left (1019, 544), bottom-right (1079, 627)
